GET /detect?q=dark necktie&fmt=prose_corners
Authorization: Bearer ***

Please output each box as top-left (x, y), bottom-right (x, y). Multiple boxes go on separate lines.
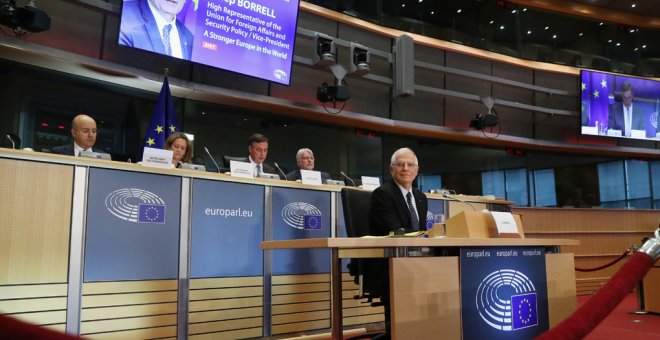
top-left (162, 24), bottom-right (172, 56)
top-left (406, 192), bottom-right (419, 231)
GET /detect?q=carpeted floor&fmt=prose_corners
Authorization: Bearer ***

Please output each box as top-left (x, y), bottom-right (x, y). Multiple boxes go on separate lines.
top-left (582, 293), bottom-right (660, 339)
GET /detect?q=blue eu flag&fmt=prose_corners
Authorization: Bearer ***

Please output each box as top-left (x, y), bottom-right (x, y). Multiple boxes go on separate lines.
top-left (143, 76), bottom-right (179, 149)
top-left (138, 204), bottom-right (166, 224)
top-left (303, 215), bottom-right (322, 230)
top-left (511, 293), bottom-right (538, 330)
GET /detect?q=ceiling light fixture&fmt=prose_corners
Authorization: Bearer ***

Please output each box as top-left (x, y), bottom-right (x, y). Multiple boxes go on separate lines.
top-left (457, 9), bottom-right (462, 13)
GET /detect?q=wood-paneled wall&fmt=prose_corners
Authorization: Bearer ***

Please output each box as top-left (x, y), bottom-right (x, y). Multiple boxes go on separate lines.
top-left (513, 207), bottom-right (659, 295)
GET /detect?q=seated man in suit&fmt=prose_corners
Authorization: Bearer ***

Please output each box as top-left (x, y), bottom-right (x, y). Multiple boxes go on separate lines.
top-left (243, 133), bottom-right (278, 177)
top-left (285, 148), bottom-right (331, 181)
top-left (608, 82), bottom-right (644, 137)
top-left (119, 0), bottom-right (194, 60)
top-left (52, 114), bottom-right (104, 156)
top-left (367, 147), bottom-right (428, 337)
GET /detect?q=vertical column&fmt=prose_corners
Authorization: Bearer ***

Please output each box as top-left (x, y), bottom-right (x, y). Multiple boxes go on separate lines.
top-left (263, 185), bottom-right (273, 337)
top-left (177, 177), bottom-right (191, 340)
top-left (66, 166), bottom-right (89, 335)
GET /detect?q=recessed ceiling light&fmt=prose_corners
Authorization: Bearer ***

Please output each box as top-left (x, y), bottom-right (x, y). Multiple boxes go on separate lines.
top-left (500, 25), bottom-right (505, 30)
top-left (522, 8), bottom-right (527, 12)
top-left (457, 9), bottom-right (462, 13)
top-left (431, 11), bottom-right (435, 14)
top-left (616, 42), bottom-right (621, 46)
top-left (490, 20), bottom-right (494, 24)
top-left (553, 34), bottom-right (557, 39)
top-left (511, 10), bottom-right (517, 14)
top-left (402, 4), bottom-right (405, 7)
top-left (599, 22), bottom-right (604, 26)
top-left (608, 39), bottom-right (612, 43)
top-left (578, 32), bottom-right (583, 37)
top-left (631, 4), bottom-right (636, 8)
top-left (634, 47), bottom-right (639, 51)
top-left (643, 44), bottom-right (647, 48)
top-left (527, 30), bottom-right (532, 34)
top-left (544, 26), bottom-right (549, 30)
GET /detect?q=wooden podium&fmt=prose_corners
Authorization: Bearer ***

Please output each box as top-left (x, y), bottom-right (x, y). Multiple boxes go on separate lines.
top-left (261, 237), bottom-right (579, 340)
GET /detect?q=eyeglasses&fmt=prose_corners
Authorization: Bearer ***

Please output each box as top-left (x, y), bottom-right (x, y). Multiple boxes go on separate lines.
top-left (392, 162), bottom-right (418, 168)
top-left (300, 157), bottom-right (315, 161)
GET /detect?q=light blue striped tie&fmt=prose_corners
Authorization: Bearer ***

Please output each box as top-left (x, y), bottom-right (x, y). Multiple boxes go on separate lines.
top-left (162, 24), bottom-right (172, 56)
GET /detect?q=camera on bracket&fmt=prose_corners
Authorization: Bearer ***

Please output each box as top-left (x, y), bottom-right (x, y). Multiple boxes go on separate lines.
top-left (0, 0), bottom-right (51, 35)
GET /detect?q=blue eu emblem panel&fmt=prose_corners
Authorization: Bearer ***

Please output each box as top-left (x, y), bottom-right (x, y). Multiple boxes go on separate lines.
top-left (271, 187), bottom-right (331, 275)
top-left (84, 168), bottom-right (181, 281)
top-left (460, 247), bottom-right (549, 339)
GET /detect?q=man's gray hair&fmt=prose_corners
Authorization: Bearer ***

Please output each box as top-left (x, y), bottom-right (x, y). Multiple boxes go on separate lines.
top-left (296, 148), bottom-right (313, 160)
top-left (390, 147), bottom-right (418, 166)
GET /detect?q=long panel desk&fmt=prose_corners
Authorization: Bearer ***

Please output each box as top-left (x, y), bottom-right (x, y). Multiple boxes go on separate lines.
top-left (261, 237), bottom-right (580, 340)
top-left (0, 149), bottom-right (515, 339)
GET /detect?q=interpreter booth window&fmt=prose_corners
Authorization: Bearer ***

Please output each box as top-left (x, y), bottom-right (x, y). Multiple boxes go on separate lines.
top-left (505, 168), bottom-right (529, 207)
top-left (598, 161), bottom-right (626, 208)
top-left (529, 169), bottom-right (557, 207)
top-left (482, 170), bottom-right (505, 200)
top-left (652, 161), bottom-right (660, 209)
top-left (625, 160), bottom-right (652, 209)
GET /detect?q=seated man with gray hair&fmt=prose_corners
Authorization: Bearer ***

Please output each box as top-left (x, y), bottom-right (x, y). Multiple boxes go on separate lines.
top-left (285, 148), bottom-right (331, 182)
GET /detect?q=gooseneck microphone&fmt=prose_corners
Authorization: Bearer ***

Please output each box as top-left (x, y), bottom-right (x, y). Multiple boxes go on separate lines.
top-left (203, 146), bottom-right (221, 173)
top-left (340, 171), bottom-right (355, 187)
top-left (5, 134), bottom-right (15, 149)
top-left (442, 194), bottom-right (479, 212)
top-left (273, 162), bottom-right (287, 180)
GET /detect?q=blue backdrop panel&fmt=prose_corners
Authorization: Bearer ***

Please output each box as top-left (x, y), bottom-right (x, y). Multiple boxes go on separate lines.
top-left (460, 247), bottom-right (549, 340)
top-left (272, 187), bottom-right (331, 275)
top-left (190, 179), bottom-right (264, 278)
top-left (84, 168), bottom-right (181, 282)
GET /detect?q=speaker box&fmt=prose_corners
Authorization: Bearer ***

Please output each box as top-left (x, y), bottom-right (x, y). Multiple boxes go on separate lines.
top-left (393, 34), bottom-right (415, 97)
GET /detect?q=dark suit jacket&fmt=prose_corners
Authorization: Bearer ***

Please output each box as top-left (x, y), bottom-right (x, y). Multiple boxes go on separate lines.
top-left (285, 169), bottom-right (331, 182)
top-left (364, 180), bottom-right (428, 297)
top-left (369, 180), bottom-right (428, 236)
top-left (51, 144), bottom-right (104, 157)
top-left (119, 0), bottom-right (194, 60)
top-left (608, 103), bottom-right (644, 134)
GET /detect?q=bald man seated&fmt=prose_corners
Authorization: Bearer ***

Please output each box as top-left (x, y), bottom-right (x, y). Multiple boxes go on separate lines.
top-left (52, 114), bottom-right (105, 156)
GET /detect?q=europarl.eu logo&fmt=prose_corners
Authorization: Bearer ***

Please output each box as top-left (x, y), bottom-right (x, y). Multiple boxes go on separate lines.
top-left (105, 188), bottom-right (166, 224)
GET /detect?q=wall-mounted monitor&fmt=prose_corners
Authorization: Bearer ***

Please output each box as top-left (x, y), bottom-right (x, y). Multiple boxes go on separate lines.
top-left (580, 69), bottom-right (659, 141)
top-left (118, 0), bottom-right (300, 85)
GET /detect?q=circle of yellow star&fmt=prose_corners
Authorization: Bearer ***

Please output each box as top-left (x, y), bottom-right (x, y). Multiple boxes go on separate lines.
top-left (600, 79), bottom-right (607, 88)
top-left (155, 125), bottom-right (164, 134)
top-left (593, 90), bottom-right (599, 98)
top-left (146, 138), bottom-right (155, 146)
top-left (581, 82), bottom-right (586, 91)
top-left (169, 125), bottom-right (176, 132)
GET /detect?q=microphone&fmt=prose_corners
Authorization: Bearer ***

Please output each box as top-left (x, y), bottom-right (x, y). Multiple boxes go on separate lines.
top-left (273, 162), bottom-right (287, 180)
top-left (203, 146), bottom-right (221, 173)
top-left (5, 134), bottom-right (15, 149)
top-left (340, 171), bottom-right (355, 187)
top-left (442, 194), bottom-right (478, 212)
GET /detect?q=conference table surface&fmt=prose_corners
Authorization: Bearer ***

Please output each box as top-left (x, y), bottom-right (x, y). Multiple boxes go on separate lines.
top-left (261, 237), bottom-right (579, 340)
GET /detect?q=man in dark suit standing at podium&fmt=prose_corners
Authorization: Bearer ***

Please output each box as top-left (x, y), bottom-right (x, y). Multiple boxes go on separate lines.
top-left (52, 114), bottom-right (103, 156)
top-left (368, 147), bottom-right (428, 338)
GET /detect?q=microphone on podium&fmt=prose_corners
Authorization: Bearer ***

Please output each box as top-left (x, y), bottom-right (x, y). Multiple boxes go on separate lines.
top-left (5, 134), bottom-right (15, 149)
top-left (273, 162), bottom-right (287, 180)
top-left (442, 194), bottom-right (479, 212)
top-left (203, 146), bottom-right (221, 173)
top-left (340, 171), bottom-right (356, 187)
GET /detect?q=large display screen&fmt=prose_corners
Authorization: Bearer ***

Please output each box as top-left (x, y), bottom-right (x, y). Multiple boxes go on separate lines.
top-left (580, 69), bottom-right (659, 141)
top-left (118, 0), bottom-right (300, 85)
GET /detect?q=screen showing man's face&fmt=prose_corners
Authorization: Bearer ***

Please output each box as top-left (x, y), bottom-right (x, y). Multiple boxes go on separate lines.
top-left (622, 90), bottom-right (633, 108)
top-left (149, 0), bottom-right (186, 20)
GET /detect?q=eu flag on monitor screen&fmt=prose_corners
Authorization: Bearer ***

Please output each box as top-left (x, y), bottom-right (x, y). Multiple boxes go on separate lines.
top-left (138, 204), bottom-right (166, 224)
top-left (143, 76), bottom-right (179, 149)
top-left (511, 293), bottom-right (538, 330)
top-left (303, 215), bottom-right (322, 230)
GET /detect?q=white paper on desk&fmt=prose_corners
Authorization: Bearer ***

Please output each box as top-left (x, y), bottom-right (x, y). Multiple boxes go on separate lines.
top-left (631, 129), bottom-right (646, 139)
top-left (607, 129), bottom-right (622, 137)
top-left (230, 160), bottom-right (254, 179)
top-left (300, 169), bottom-right (322, 185)
top-left (142, 147), bottom-right (173, 169)
top-left (490, 211), bottom-right (518, 234)
top-left (581, 126), bottom-right (597, 135)
top-left (361, 176), bottom-right (380, 191)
